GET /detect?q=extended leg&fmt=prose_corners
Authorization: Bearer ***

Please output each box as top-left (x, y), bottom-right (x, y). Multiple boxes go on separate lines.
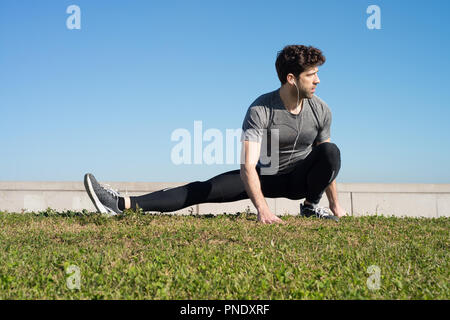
top-left (125, 167), bottom-right (292, 212)
top-left (85, 167), bottom-right (294, 215)
top-left (127, 170), bottom-right (248, 212)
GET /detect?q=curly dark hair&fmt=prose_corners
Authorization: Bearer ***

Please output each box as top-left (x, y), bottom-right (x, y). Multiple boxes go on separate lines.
top-left (275, 45), bottom-right (326, 84)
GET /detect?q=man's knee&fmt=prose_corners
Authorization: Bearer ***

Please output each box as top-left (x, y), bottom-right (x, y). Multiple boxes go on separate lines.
top-left (316, 142), bottom-right (341, 168)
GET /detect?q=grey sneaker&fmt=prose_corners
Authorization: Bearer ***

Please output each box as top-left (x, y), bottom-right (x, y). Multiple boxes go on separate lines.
top-left (300, 203), bottom-right (339, 221)
top-left (84, 173), bottom-right (123, 216)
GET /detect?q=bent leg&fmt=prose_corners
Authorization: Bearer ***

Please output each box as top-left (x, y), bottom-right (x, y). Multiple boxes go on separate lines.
top-left (288, 142), bottom-right (341, 203)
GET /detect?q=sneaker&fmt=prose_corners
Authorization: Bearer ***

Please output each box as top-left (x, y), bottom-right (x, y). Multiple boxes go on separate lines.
top-left (300, 203), bottom-right (339, 221)
top-left (84, 173), bottom-right (123, 216)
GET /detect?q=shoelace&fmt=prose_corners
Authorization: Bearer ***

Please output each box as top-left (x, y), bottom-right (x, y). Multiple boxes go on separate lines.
top-left (101, 184), bottom-right (120, 198)
top-left (313, 207), bottom-right (333, 218)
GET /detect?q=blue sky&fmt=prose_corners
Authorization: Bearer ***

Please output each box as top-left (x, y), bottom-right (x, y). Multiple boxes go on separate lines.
top-left (1, 0), bottom-right (449, 183)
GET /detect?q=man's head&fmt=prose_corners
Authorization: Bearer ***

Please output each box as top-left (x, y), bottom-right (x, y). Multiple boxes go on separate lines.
top-left (275, 45), bottom-right (325, 98)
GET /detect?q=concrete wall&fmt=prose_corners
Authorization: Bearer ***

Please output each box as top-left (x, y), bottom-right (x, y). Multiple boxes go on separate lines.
top-left (0, 181), bottom-right (449, 218)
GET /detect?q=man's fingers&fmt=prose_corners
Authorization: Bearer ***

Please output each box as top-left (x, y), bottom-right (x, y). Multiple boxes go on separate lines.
top-left (267, 217), bottom-right (285, 224)
top-left (272, 216), bottom-right (284, 224)
top-left (257, 215), bottom-right (285, 224)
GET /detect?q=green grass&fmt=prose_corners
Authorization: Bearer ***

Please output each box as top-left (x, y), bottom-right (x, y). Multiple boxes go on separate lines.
top-left (0, 209), bottom-right (448, 299)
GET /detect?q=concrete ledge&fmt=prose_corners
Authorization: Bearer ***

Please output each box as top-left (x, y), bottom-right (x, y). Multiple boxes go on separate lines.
top-left (0, 181), bottom-right (449, 218)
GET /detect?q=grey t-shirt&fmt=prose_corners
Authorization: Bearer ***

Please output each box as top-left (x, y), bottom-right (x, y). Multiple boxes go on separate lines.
top-left (241, 88), bottom-right (332, 175)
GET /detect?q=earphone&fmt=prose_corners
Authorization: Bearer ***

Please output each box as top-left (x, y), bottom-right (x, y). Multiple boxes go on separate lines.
top-left (287, 80), bottom-right (302, 165)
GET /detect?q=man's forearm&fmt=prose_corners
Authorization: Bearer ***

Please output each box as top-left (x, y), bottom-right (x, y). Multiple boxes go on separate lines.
top-left (240, 167), bottom-right (269, 212)
top-left (325, 179), bottom-right (339, 207)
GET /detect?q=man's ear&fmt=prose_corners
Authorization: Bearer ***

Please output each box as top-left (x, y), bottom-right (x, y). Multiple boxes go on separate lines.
top-left (286, 73), bottom-right (297, 86)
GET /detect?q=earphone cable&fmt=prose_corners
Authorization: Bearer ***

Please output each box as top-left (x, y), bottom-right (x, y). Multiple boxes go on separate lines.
top-left (287, 83), bottom-right (302, 165)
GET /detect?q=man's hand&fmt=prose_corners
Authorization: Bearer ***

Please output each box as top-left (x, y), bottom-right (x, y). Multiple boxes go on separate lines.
top-left (325, 178), bottom-right (347, 218)
top-left (330, 202), bottom-right (347, 218)
top-left (257, 207), bottom-right (285, 224)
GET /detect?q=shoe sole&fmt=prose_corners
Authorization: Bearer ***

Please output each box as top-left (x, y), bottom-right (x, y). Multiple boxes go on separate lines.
top-left (84, 174), bottom-right (108, 214)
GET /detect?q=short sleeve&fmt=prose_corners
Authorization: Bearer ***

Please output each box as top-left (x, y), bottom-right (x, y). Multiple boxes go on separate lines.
top-left (240, 106), bottom-right (267, 143)
top-left (314, 104), bottom-right (332, 144)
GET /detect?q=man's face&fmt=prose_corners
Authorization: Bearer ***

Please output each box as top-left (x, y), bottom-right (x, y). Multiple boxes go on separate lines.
top-left (295, 66), bottom-right (320, 98)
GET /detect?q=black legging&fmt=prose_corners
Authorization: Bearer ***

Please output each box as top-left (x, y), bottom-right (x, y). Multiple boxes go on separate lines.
top-left (130, 142), bottom-right (341, 212)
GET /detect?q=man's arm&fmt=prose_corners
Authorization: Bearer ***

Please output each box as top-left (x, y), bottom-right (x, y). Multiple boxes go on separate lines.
top-left (240, 140), bottom-right (284, 224)
top-left (325, 179), bottom-right (338, 208)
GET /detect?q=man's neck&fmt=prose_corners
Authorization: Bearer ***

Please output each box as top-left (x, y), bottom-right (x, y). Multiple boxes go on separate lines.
top-left (279, 85), bottom-right (304, 115)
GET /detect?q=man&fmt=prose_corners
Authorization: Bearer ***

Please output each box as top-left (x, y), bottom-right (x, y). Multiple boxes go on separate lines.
top-left (84, 45), bottom-right (347, 223)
